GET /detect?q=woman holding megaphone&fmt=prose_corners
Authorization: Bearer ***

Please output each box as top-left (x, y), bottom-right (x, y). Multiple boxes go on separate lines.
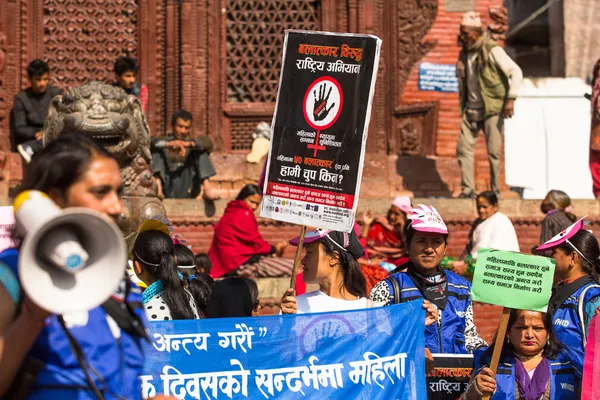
top-left (0, 134), bottom-right (174, 400)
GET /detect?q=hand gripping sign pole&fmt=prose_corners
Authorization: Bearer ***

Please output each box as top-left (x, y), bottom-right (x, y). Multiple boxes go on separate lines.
top-left (482, 307), bottom-right (511, 400)
top-left (289, 226), bottom-right (307, 293)
top-left (469, 248), bottom-right (555, 400)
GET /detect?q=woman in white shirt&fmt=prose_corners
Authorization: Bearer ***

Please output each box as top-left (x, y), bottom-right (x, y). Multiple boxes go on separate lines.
top-left (452, 191), bottom-right (520, 275)
top-left (281, 229), bottom-right (438, 322)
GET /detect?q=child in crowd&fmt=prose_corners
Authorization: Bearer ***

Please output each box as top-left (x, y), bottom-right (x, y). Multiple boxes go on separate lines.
top-left (205, 277), bottom-right (260, 318)
top-left (195, 253), bottom-right (212, 275)
top-left (114, 56), bottom-right (148, 112)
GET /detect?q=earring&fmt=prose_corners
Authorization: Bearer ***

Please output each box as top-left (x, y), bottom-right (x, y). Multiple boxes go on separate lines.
top-left (506, 337), bottom-right (510, 344)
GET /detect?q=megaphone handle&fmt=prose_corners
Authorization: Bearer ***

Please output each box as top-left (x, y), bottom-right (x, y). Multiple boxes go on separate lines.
top-left (57, 316), bottom-right (107, 400)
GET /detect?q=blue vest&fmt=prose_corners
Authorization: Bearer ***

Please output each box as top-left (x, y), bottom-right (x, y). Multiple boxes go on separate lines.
top-left (384, 270), bottom-right (472, 353)
top-left (0, 248), bottom-right (147, 400)
top-left (552, 282), bottom-right (600, 377)
top-left (474, 351), bottom-right (579, 400)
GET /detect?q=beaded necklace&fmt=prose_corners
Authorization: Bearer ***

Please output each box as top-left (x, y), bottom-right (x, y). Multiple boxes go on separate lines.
top-left (142, 280), bottom-right (164, 305)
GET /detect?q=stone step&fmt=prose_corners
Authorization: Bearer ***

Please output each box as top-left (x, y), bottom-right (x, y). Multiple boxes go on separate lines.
top-left (163, 197), bottom-right (600, 221)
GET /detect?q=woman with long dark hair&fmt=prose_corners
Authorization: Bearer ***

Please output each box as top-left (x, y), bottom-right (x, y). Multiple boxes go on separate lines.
top-left (175, 243), bottom-right (213, 317)
top-left (205, 277), bottom-right (259, 318)
top-left (174, 243), bottom-right (196, 283)
top-left (536, 217), bottom-right (600, 377)
top-left (0, 134), bottom-right (169, 399)
top-left (462, 309), bottom-right (577, 399)
top-left (281, 228), bottom-right (439, 322)
top-left (187, 274), bottom-right (214, 317)
top-left (280, 229), bottom-right (369, 313)
top-left (132, 230), bottom-right (199, 321)
top-left (208, 184), bottom-right (292, 278)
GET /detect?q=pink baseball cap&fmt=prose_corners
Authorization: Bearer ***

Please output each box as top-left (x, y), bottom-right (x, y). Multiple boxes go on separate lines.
top-left (407, 204), bottom-right (448, 235)
top-left (536, 216), bottom-right (588, 251)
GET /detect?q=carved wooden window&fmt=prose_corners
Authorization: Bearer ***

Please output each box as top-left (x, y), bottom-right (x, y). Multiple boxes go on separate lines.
top-left (43, 0), bottom-right (139, 88)
top-left (225, 0), bottom-right (320, 104)
top-left (230, 119), bottom-right (265, 151)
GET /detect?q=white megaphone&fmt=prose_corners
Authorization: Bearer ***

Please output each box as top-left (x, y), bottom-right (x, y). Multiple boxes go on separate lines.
top-left (15, 190), bottom-right (127, 314)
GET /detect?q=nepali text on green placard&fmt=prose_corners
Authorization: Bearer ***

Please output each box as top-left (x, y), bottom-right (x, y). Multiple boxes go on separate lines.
top-left (470, 248), bottom-right (556, 312)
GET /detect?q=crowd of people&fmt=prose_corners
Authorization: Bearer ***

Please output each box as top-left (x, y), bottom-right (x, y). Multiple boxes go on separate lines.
top-left (0, 8), bottom-right (598, 400)
top-left (0, 133), bottom-right (596, 399)
top-left (10, 57), bottom-right (219, 201)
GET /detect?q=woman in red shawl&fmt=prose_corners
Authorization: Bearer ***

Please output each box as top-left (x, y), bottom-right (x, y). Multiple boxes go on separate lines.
top-left (358, 196), bottom-right (411, 294)
top-left (209, 184), bottom-right (292, 278)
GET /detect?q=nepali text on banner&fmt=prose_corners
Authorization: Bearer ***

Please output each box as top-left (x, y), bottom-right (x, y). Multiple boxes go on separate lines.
top-left (141, 300), bottom-right (426, 399)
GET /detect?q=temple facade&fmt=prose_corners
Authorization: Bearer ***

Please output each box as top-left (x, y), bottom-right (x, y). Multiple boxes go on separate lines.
top-left (0, 0), bottom-right (509, 198)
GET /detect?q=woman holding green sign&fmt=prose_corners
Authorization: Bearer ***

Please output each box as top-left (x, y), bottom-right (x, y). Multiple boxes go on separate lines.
top-left (463, 309), bottom-right (577, 400)
top-left (370, 205), bottom-right (487, 371)
top-left (536, 217), bottom-right (600, 379)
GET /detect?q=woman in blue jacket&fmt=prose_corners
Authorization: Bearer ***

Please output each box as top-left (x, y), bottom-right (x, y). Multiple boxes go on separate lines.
top-left (536, 216), bottom-right (600, 378)
top-left (370, 204), bottom-right (486, 373)
top-left (463, 309), bottom-right (578, 400)
top-left (0, 135), bottom-right (168, 399)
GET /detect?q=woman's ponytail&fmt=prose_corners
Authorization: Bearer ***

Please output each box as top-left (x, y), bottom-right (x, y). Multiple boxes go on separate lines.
top-left (133, 230), bottom-right (196, 320)
top-left (157, 251), bottom-right (195, 320)
top-left (340, 251), bottom-right (367, 298)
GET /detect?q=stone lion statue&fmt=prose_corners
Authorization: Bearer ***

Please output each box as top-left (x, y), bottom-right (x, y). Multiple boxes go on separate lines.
top-left (43, 81), bottom-right (165, 245)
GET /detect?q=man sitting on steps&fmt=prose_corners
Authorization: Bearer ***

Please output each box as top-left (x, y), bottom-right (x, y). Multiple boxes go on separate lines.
top-left (10, 59), bottom-right (62, 163)
top-left (151, 109), bottom-right (219, 200)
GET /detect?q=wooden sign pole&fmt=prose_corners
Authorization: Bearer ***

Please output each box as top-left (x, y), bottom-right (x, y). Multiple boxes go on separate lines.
top-left (482, 307), bottom-right (512, 400)
top-left (289, 226), bottom-right (307, 294)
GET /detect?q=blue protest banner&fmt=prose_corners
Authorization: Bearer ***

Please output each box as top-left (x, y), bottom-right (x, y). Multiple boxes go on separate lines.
top-left (141, 300), bottom-right (426, 399)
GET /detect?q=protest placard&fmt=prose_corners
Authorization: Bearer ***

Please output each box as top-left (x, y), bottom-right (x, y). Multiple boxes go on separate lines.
top-left (427, 354), bottom-right (473, 400)
top-left (142, 301), bottom-right (426, 399)
top-left (260, 30), bottom-right (381, 233)
top-left (470, 249), bottom-right (556, 399)
top-left (471, 248), bottom-right (555, 312)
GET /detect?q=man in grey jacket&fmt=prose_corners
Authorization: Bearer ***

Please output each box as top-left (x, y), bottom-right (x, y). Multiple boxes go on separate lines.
top-left (10, 59), bottom-right (62, 163)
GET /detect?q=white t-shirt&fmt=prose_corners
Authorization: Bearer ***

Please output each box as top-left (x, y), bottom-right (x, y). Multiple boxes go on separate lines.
top-left (296, 290), bottom-right (370, 314)
top-left (471, 211), bottom-right (520, 258)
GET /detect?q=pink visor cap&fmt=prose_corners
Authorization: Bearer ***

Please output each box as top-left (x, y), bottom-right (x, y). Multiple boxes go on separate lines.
top-left (536, 216), bottom-right (588, 251)
top-left (407, 204), bottom-right (449, 235)
top-left (289, 228), bottom-right (364, 259)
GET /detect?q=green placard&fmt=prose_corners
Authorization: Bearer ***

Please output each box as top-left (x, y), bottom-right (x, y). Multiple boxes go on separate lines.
top-left (471, 248), bottom-right (556, 312)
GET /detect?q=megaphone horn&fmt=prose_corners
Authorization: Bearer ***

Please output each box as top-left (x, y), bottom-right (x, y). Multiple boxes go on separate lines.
top-left (15, 191), bottom-right (127, 314)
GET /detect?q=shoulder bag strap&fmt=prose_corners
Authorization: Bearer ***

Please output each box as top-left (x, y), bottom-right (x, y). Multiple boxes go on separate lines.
top-left (57, 316), bottom-right (106, 400)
